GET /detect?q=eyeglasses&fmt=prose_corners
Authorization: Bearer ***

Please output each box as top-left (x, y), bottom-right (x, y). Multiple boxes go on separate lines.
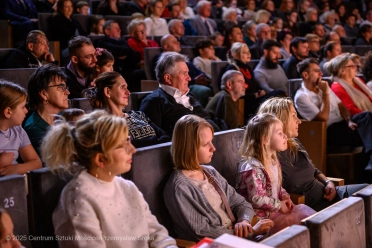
top-left (344, 64), bottom-right (357, 69)
top-left (79, 54), bottom-right (97, 60)
top-left (310, 68), bottom-right (322, 73)
top-left (48, 84), bottom-right (69, 92)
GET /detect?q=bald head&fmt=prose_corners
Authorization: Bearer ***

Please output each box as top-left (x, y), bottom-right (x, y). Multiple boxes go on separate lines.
top-left (160, 34), bottom-right (181, 52)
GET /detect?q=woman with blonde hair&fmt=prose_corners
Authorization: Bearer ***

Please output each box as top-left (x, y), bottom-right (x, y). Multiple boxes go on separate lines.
top-left (43, 110), bottom-right (176, 248)
top-left (257, 97), bottom-right (368, 211)
top-left (164, 114), bottom-right (274, 242)
top-left (255, 9), bottom-right (271, 24)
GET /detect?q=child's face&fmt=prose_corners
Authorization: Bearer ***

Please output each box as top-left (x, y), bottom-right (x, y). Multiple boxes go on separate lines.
top-left (0, 212), bottom-right (22, 248)
top-left (8, 100), bottom-right (28, 127)
top-left (96, 19), bottom-right (105, 34)
top-left (214, 35), bottom-right (224, 47)
top-left (78, 6), bottom-right (89, 15)
top-left (200, 45), bottom-right (215, 59)
top-left (197, 127), bottom-right (215, 164)
top-left (269, 122), bottom-right (288, 153)
top-left (97, 60), bottom-right (114, 74)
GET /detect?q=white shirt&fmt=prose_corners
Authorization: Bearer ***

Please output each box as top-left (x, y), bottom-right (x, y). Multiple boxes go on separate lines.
top-left (180, 6), bottom-right (195, 19)
top-left (192, 56), bottom-right (221, 78)
top-left (294, 83), bottom-right (343, 126)
top-left (159, 84), bottom-right (193, 110)
top-left (144, 16), bottom-right (169, 36)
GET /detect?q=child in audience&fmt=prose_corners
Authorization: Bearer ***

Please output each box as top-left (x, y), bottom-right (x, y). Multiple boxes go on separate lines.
top-left (0, 80), bottom-right (42, 176)
top-left (210, 32), bottom-right (224, 47)
top-left (86, 48), bottom-right (114, 88)
top-left (42, 110), bottom-right (177, 248)
top-left (193, 39), bottom-right (221, 78)
top-left (59, 108), bottom-right (85, 123)
top-left (164, 114), bottom-right (274, 242)
top-left (237, 113), bottom-right (316, 234)
top-left (0, 208), bottom-right (24, 248)
top-left (89, 15), bottom-right (105, 36)
top-left (144, 0), bottom-right (169, 36)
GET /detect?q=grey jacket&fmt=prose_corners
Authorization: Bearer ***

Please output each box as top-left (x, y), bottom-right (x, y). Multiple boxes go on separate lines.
top-left (189, 14), bottom-right (217, 36)
top-left (163, 165), bottom-right (254, 241)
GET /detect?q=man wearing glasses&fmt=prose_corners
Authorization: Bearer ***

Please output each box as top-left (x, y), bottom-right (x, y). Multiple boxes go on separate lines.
top-left (64, 36), bottom-right (97, 99)
top-left (6, 30), bottom-right (57, 69)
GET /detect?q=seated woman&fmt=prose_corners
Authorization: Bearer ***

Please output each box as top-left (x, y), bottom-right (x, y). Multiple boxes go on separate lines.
top-left (324, 53), bottom-right (372, 169)
top-left (42, 110), bottom-right (177, 248)
top-left (164, 114), bottom-right (274, 242)
top-left (257, 97), bottom-right (369, 211)
top-left (226, 42), bottom-right (284, 120)
top-left (0, 208), bottom-right (23, 248)
top-left (127, 19), bottom-right (159, 61)
top-left (223, 25), bottom-right (244, 49)
top-left (237, 114), bottom-right (316, 234)
top-left (144, 0), bottom-right (169, 36)
top-left (24, 64), bottom-right (70, 157)
top-left (0, 80), bottom-right (41, 176)
top-left (89, 71), bottom-right (170, 148)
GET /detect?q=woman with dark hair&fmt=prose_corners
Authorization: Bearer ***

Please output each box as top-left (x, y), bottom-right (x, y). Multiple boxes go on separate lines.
top-left (97, 0), bottom-right (126, 15)
top-left (89, 15), bottom-right (105, 36)
top-left (335, 3), bottom-right (346, 25)
top-left (283, 10), bottom-right (299, 36)
top-left (88, 71), bottom-right (170, 148)
top-left (355, 24), bottom-right (372, 46)
top-left (362, 51), bottom-right (372, 91)
top-left (223, 25), bottom-right (243, 49)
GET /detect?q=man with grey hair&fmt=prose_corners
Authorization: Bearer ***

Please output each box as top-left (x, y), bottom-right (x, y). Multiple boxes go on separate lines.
top-left (249, 23), bottom-right (271, 60)
top-left (189, 0), bottom-right (217, 36)
top-left (168, 19), bottom-right (194, 47)
top-left (140, 51), bottom-right (219, 136)
top-left (243, 20), bottom-right (257, 47)
top-left (205, 70), bottom-right (246, 129)
top-left (6, 30), bottom-right (57, 68)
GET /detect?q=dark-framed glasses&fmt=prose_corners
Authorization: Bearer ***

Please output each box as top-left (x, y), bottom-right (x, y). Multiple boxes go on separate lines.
top-left (48, 84), bottom-right (69, 92)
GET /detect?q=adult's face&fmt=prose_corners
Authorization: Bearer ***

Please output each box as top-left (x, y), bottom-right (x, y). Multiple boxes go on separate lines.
top-left (304, 63), bottom-right (322, 85)
top-left (326, 13), bottom-right (335, 26)
top-left (289, 12), bottom-right (298, 23)
top-left (199, 3), bottom-right (211, 18)
top-left (308, 9), bottom-right (318, 22)
top-left (171, 21), bottom-right (185, 37)
top-left (163, 35), bottom-right (181, 52)
top-left (170, 4), bottom-right (181, 18)
top-left (265, 46), bottom-right (281, 64)
top-left (62, 0), bottom-right (73, 19)
top-left (167, 61), bottom-right (191, 95)
top-left (41, 77), bottom-right (70, 112)
top-left (29, 35), bottom-right (50, 59)
top-left (308, 38), bottom-right (320, 51)
top-left (106, 23), bottom-right (121, 39)
top-left (230, 27), bottom-right (243, 43)
top-left (265, 0), bottom-right (274, 12)
top-left (281, 33), bottom-right (293, 48)
top-left (258, 26), bottom-right (271, 42)
top-left (133, 24), bottom-right (147, 41)
top-left (363, 27), bottom-right (372, 41)
top-left (230, 74), bottom-right (246, 99)
top-left (335, 26), bottom-right (346, 38)
top-left (293, 41), bottom-right (309, 59)
top-left (106, 76), bottom-right (130, 108)
top-left (340, 59), bottom-right (357, 80)
top-left (313, 25), bottom-right (325, 38)
top-left (74, 45), bottom-right (97, 74)
top-left (238, 45), bottom-right (251, 63)
top-left (328, 43), bottom-right (342, 59)
top-left (346, 15), bottom-right (356, 27)
top-left (287, 104), bottom-right (301, 138)
top-left (301, 0), bottom-right (310, 12)
top-left (246, 24), bottom-right (256, 37)
top-left (329, 32), bottom-right (340, 43)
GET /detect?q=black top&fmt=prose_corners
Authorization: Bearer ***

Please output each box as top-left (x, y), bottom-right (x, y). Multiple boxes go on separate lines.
top-left (176, 36), bottom-right (194, 47)
top-left (139, 88), bottom-right (219, 136)
top-left (63, 66), bottom-right (86, 99)
top-left (50, 14), bottom-right (85, 50)
top-left (6, 44), bottom-right (57, 68)
top-left (125, 2), bottom-right (145, 16)
top-left (97, 2), bottom-right (126, 16)
top-left (282, 55), bottom-right (302, 79)
top-left (249, 42), bottom-right (263, 60)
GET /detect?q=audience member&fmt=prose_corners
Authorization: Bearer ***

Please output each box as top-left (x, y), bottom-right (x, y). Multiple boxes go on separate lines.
top-left (324, 31), bottom-right (341, 44)
top-left (189, 1), bottom-right (217, 36)
top-left (167, 3), bottom-right (197, 36)
top-left (299, 8), bottom-right (318, 37)
top-left (279, 0), bottom-right (295, 14)
top-left (277, 30), bottom-right (292, 59)
top-left (332, 25), bottom-right (350, 45)
top-left (0, 208), bottom-right (24, 248)
top-left (360, 10), bottom-right (372, 27)
top-left (222, 0), bottom-right (242, 20)
top-left (250, 23), bottom-right (271, 60)
top-left (130, 12), bottom-right (145, 21)
top-left (223, 25), bottom-right (244, 48)
top-left (75, 1), bottom-right (89, 15)
top-left (164, 114), bottom-right (274, 241)
top-left (0, 80), bottom-right (41, 176)
top-left (59, 108), bottom-right (85, 123)
top-left (175, 0), bottom-right (195, 19)
top-left (283, 10), bottom-right (299, 36)
top-left (64, 36), bottom-right (96, 98)
top-left (355, 24), bottom-right (372, 46)
top-left (97, 0), bottom-right (126, 15)
top-left (295, 58), bottom-right (372, 170)
top-left (210, 32), bottom-right (224, 47)
top-left (254, 40), bottom-right (288, 95)
top-left (305, 33), bottom-right (321, 58)
top-left (222, 8), bottom-right (238, 24)
top-left (312, 22), bottom-right (325, 42)
top-left (89, 15), bottom-right (105, 36)
top-left (322, 11), bottom-right (336, 34)
top-left (193, 39), bottom-right (221, 78)
top-left (237, 113), bottom-right (316, 234)
top-left (205, 70), bottom-right (246, 129)
top-left (97, 20), bottom-right (145, 92)
top-left (362, 51), bottom-right (372, 91)
top-left (257, 97), bottom-right (368, 211)
top-left (282, 37), bottom-right (309, 79)
top-left (168, 19), bottom-right (194, 47)
top-left (242, 20), bottom-right (257, 48)
top-left (6, 30), bottom-right (57, 69)
top-left (243, 0), bottom-right (256, 21)
top-left (42, 110), bottom-right (177, 247)
top-left (85, 48), bottom-right (114, 88)
top-left (319, 41), bottom-right (342, 77)
top-left (272, 17), bottom-right (283, 32)
top-left (140, 52), bottom-right (219, 136)
top-left (126, 0), bottom-right (148, 16)
top-left (144, 0), bottom-right (169, 36)
top-left (297, 0), bottom-right (311, 22)
top-left (88, 71), bottom-right (170, 147)
top-left (127, 19), bottom-right (159, 60)
top-left (260, 0), bottom-right (276, 19)
top-left (255, 9), bottom-right (271, 24)
top-left (335, 3), bottom-right (346, 24)
top-left (344, 13), bottom-right (359, 38)
top-left (24, 64), bottom-right (70, 157)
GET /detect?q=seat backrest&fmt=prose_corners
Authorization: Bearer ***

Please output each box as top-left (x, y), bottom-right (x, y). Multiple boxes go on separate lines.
top-left (342, 45), bottom-right (354, 54)
top-left (211, 61), bottom-right (229, 94)
top-left (260, 225), bottom-right (310, 248)
top-left (301, 197), bottom-right (365, 248)
top-left (90, 0), bottom-right (101, 14)
top-left (38, 13), bottom-right (54, 40)
top-left (0, 20), bottom-right (13, 48)
top-left (247, 59), bottom-right (260, 70)
top-left (352, 185), bottom-right (372, 247)
top-left (0, 175), bottom-right (31, 248)
top-left (0, 68), bottom-right (36, 89)
top-left (0, 48), bottom-right (15, 68)
top-left (144, 47), bottom-right (162, 80)
top-left (214, 47), bottom-right (228, 61)
top-left (208, 128), bottom-right (245, 187)
top-left (72, 14), bottom-right (96, 35)
top-left (105, 15), bottom-right (132, 35)
top-left (181, 47), bottom-right (197, 61)
top-left (287, 78), bottom-right (304, 100)
top-left (27, 167), bottom-right (77, 248)
top-left (127, 91), bottom-right (152, 111)
top-left (71, 98), bottom-right (93, 113)
top-left (355, 46), bottom-right (372, 57)
top-left (141, 80), bottom-right (158, 91)
top-left (183, 36), bottom-right (208, 45)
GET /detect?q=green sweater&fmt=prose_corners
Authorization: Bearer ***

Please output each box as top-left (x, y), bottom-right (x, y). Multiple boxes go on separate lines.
top-left (24, 111), bottom-right (50, 159)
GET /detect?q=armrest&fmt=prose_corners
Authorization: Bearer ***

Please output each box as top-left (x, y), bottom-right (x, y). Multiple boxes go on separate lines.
top-left (176, 239), bottom-right (196, 248)
top-left (289, 193), bottom-right (305, 204)
top-left (328, 177), bottom-right (344, 186)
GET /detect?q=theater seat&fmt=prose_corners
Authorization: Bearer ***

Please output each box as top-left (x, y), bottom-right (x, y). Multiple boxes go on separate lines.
top-left (211, 61), bottom-right (229, 94)
top-left (0, 68), bottom-right (36, 88)
top-left (0, 48), bottom-right (15, 68)
top-left (144, 47), bottom-right (162, 80)
top-left (352, 185), bottom-right (372, 247)
top-left (260, 225), bottom-right (310, 248)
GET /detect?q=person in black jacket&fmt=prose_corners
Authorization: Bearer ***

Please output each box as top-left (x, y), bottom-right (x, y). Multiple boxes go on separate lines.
top-left (282, 37), bottom-right (309, 79)
top-left (6, 30), bottom-right (57, 68)
top-left (140, 51), bottom-right (219, 136)
top-left (126, 0), bottom-right (148, 16)
top-left (97, 20), bottom-right (146, 92)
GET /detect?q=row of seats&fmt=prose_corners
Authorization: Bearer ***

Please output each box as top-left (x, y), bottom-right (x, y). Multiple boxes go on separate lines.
top-left (1, 129), bottom-right (370, 247)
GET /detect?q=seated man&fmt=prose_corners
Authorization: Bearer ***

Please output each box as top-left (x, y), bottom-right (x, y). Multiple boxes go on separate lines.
top-left (140, 51), bottom-right (219, 136)
top-left (153, 34), bottom-right (213, 107)
top-left (305, 34), bottom-right (321, 58)
top-left (205, 70), bottom-right (246, 129)
top-left (64, 36), bottom-right (96, 98)
top-left (282, 37), bottom-right (309, 79)
top-left (97, 20), bottom-right (145, 92)
top-left (254, 40), bottom-right (288, 95)
top-left (189, 0), bottom-right (217, 36)
top-left (168, 3), bottom-right (196, 37)
top-left (249, 23), bottom-right (271, 60)
top-left (6, 30), bottom-right (57, 68)
top-left (168, 19), bottom-right (194, 47)
top-left (319, 41), bottom-right (342, 77)
top-left (295, 58), bottom-right (372, 169)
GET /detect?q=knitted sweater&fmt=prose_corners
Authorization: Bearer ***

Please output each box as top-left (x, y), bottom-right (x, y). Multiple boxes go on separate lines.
top-left (163, 165), bottom-right (254, 242)
top-left (254, 58), bottom-right (288, 95)
top-left (53, 169), bottom-right (176, 248)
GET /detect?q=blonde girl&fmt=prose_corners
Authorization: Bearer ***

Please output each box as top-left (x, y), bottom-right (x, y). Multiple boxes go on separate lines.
top-left (42, 110), bottom-right (176, 248)
top-left (237, 113), bottom-right (316, 234)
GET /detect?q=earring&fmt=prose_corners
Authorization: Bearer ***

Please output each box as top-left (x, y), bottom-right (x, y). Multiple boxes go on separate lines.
top-left (95, 167), bottom-right (99, 178)
top-left (108, 96), bottom-right (110, 99)
top-left (109, 170), bottom-right (111, 176)
top-left (44, 99), bottom-right (49, 105)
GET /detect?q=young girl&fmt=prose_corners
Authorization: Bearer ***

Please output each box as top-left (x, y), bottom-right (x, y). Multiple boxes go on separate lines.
top-left (144, 0), bottom-right (169, 36)
top-left (236, 113), bottom-right (316, 234)
top-left (85, 48), bottom-right (114, 88)
top-left (0, 208), bottom-right (24, 248)
top-left (42, 110), bottom-right (177, 247)
top-left (0, 80), bottom-right (41, 176)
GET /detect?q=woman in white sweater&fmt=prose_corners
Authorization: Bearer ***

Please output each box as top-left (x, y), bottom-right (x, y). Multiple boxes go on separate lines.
top-left (41, 110), bottom-right (176, 248)
top-left (144, 0), bottom-right (169, 36)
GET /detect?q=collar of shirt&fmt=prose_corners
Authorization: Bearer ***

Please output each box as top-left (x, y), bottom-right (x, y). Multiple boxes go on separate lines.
top-left (67, 61), bottom-right (86, 87)
top-left (160, 84), bottom-right (193, 110)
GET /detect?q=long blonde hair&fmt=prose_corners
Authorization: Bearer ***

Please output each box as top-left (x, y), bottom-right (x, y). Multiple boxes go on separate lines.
top-left (41, 110), bottom-right (128, 173)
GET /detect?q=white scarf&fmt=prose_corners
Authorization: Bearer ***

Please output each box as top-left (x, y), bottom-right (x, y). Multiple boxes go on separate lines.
top-left (333, 76), bottom-right (372, 112)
